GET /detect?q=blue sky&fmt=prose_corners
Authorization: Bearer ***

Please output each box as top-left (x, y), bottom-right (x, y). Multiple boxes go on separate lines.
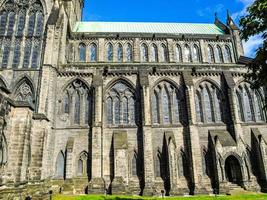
top-left (82, 0), bottom-right (260, 57)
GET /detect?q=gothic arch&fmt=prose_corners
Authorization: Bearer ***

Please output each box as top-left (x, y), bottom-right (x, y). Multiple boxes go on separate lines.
top-left (12, 76), bottom-right (35, 104)
top-left (0, 133), bottom-right (8, 166)
top-left (55, 150), bottom-right (65, 179)
top-left (76, 151), bottom-right (88, 176)
top-left (104, 77), bottom-right (136, 94)
top-left (61, 77), bottom-right (91, 93)
top-left (0, 76), bottom-right (9, 90)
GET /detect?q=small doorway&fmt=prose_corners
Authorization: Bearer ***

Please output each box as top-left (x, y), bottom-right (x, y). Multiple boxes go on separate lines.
top-left (225, 155), bottom-right (243, 186)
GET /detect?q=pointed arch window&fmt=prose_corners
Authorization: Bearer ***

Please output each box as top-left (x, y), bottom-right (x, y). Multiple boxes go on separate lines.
top-left (35, 12), bottom-right (44, 36)
top-left (152, 81), bottom-right (183, 125)
top-left (1, 42), bottom-right (10, 68)
top-left (151, 44), bottom-right (158, 62)
top-left (23, 40), bottom-right (32, 68)
top-left (89, 43), bottom-right (97, 62)
top-left (243, 87), bottom-right (253, 121)
top-left (6, 12), bottom-right (15, 36)
top-left (192, 45), bottom-right (200, 62)
top-left (207, 45), bottom-right (215, 63)
top-left (79, 43), bottom-right (86, 62)
top-left (27, 13), bottom-right (36, 36)
top-left (184, 45), bottom-right (191, 62)
top-left (0, 11), bottom-right (7, 36)
top-left (126, 43), bottom-right (133, 62)
top-left (62, 80), bottom-right (91, 125)
top-left (55, 151), bottom-right (65, 179)
top-left (195, 82), bottom-right (225, 124)
top-left (236, 90), bottom-right (244, 121)
top-left (16, 11), bottom-right (26, 36)
top-left (14, 81), bottom-right (34, 104)
top-left (141, 44), bottom-right (148, 62)
top-left (254, 91), bottom-right (264, 121)
top-left (106, 81), bottom-right (136, 126)
top-left (161, 44), bottom-right (168, 62)
top-left (117, 44), bottom-right (123, 62)
top-left (215, 45), bottom-right (223, 63)
top-left (107, 43), bottom-right (113, 62)
top-left (224, 45), bottom-right (232, 63)
top-left (77, 152), bottom-right (88, 176)
top-left (175, 44), bottom-right (182, 62)
top-left (12, 41), bottom-right (21, 68)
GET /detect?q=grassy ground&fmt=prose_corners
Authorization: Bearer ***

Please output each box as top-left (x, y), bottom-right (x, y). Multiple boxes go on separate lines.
top-left (53, 193), bottom-right (267, 200)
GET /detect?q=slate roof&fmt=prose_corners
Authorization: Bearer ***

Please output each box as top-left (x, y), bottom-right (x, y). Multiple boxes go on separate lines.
top-left (73, 22), bottom-right (225, 35)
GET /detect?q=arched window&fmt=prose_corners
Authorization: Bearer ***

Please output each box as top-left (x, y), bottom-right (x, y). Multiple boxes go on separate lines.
top-left (6, 12), bottom-right (15, 36)
top-left (62, 80), bottom-right (91, 125)
top-left (140, 44), bottom-right (148, 62)
top-left (55, 151), bottom-right (65, 178)
top-left (23, 40), bottom-right (32, 68)
top-left (224, 45), bottom-right (232, 63)
top-left (254, 91), bottom-right (264, 121)
top-left (184, 45), bottom-right (191, 62)
top-left (0, 11), bottom-right (7, 36)
top-left (77, 152), bottom-right (88, 176)
top-left (107, 43), bottom-right (113, 62)
top-left (151, 44), bottom-right (158, 62)
top-left (16, 11), bottom-right (26, 36)
top-left (1, 41), bottom-right (10, 68)
top-left (106, 81), bottom-right (136, 126)
top-left (126, 43), bottom-right (133, 62)
top-left (236, 90), bottom-right (245, 121)
top-left (117, 44), bottom-right (123, 62)
top-left (175, 44), bottom-right (182, 62)
top-left (12, 41), bottom-right (21, 68)
top-left (27, 13), bottom-right (36, 36)
top-left (79, 43), bottom-right (86, 62)
top-left (195, 82), bottom-right (225, 123)
top-left (152, 81), bottom-right (183, 125)
top-left (31, 41), bottom-right (41, 68)
top-left (215, 45), bottom-right (223, 63)
top-left (35, 12), bottom-right (43, 36)
top-left (243, 87), bottom-right (253, 121)
top-left (0, 134), bottom-right (7, 166)
top-left (160, 44), bottom-right (168, 62)
top-left (207, 45), bottom-right (215, 63)
top-left (192, 45), bottom-right (200, 62)
top-left (89, 43), bottom-right (97, 62)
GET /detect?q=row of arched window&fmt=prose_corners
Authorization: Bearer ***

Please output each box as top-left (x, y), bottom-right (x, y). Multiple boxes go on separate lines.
top-left (0, 0), bottom-right (44, 69)
top-left (59, 79), bottom-right (265, 126)
top-left (77, 42), bottom-right (233, 64)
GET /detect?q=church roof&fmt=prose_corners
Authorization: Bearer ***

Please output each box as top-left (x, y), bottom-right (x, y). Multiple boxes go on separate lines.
top-left (73, 22), bottom-right (225, 35)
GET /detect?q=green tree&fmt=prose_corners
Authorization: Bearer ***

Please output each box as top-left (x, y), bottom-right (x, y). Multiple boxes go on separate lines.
top-left (239, 0), bottom-right (267, 88)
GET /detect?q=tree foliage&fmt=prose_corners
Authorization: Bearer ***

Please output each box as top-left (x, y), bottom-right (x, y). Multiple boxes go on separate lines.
top-left (239, 0), bottom-right (267, 88)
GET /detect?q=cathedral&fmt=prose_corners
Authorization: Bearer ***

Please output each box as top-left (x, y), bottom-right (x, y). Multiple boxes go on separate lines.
top-left (0, 0), bottom-right (267, 199)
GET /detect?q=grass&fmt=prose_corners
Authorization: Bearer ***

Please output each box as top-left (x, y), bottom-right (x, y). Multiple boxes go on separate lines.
top-left (53, 193), bottom-right (267, 200)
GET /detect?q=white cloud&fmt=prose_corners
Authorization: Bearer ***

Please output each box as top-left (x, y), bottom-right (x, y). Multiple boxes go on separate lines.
top-left (196, 4), bottom-right (224, 17)
top-left (243, 35), bottom-right (262, 57)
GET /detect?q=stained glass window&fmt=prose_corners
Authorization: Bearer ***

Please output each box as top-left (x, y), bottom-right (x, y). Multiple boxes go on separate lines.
top-left (16, 11), bottom-right (26, 36)
top-left (6, 12), bottom-right (15, 36)
top-left (151, 44), bottom-right (158, 62)
top-left (236, 90), bottom-right (244, 121)
top-left (192, 45), bottom-right (200, 62)
top-left (224, 45), bottom-right (232, 63)
top-left (23, 40), bottom-right (32, 68)
top-left (107, 97), bottom-right (113, 124)
top-left (161, 44), bottom-right (168, 62)
top-left (129, 97), bottom-right (135, 124)
top-left (215, 45), bottom-right (223, 63)
top-left (126, 43), bottom-right (132, 62)
top-left (114, 96), bottom-right (120, 125)
top-left (35, 12), bottom-right (43, 36)
top-left (243, 87), bottom-right (253, 121)
top-left (214, 89), bottom-right (222, 122)
top-left (162, 86), bottom-right (171, 124)
top-left (117, 44), bottom-right (123, 62)
top-left (27, 13), bottom-right (36, 36)
top-left (254, 91), bottom-right (264, 121)
top-left (184, 45), bottom-right (191, 62)
top-left (89, 43), bottom-right (97, 62)
top-left (203, 86), bottom-right (213, 122)
top-left (1, 42), bottom-right (10, 68)
top-left (74, 92), bottom-right (81, 124)
top-left (0, 11), bottom-right (7, 36)
top-left (207, 45), bottom-right (215, 63)
top-left (12, 41), bottom-right (21, 68)
top-left (31, 42), bottom-right (40, 68)
top-left (79, 43), bottom-right (86, 62)
top-left (152, 91), bottom-right (159, 124)
top-left (175, 45), bottom-right (182, 62)
top-left (141, 44), bottom-right (148, 62)
top-left (107, 43), bottom-right (113, 62)
top-left (122, 97), bottom-right (128, 124)
top-left (195, 91), bottom-right (203, 122)
top-left (173, 91), bottom-right (180, 123)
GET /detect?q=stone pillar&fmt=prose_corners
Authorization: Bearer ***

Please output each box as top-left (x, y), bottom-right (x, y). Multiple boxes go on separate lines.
top-left (98, 38), bottom-right (105, 62)
top-left (200, 39), bottom-right (207, 63)
top-left (167, 39), bottom-right (174, 63)
top-left (139, 71), bottom-right (154, 195)
top-left (133, 38), bottom-right (140, 62)
top-left (88, 74), bottom-right (105, 193)
top-left (182, 72), bottom-right (212, 194)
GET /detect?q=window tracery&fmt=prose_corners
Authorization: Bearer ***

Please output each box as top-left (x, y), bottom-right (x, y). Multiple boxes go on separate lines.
top-left (106, 81), bottom-right (136, 126)
top-left (12, 40), bottom-right (21, 68)
top-left (152, 81), bottom-right (183, 125)
top-left (62, 80), bottom-right (91, 125)
top-left (14, 81), bottom-right (34, 104)
top-left (195, 81), bottom-right (225, 123)
top-left (77, 151), bottom-right (88, 176)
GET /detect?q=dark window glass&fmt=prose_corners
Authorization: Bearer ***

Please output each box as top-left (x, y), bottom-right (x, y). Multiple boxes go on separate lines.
top-left (31, 42), bottom-right (40, 68)
top-left (79, 43), bottom-right (86, 62)
top-left (27, 13), bottom-right (36, 36)
top-left (16, 12), bottom-right (26, 36)
top-left (107, 43), bottom-right (113, 61)
top-left (208, 45), bottom-right (215, 63)
top-left (6, 12), bottom-right (15, 36)
top-left (117, 44), bottom-right (123, 62)
top-left (35, 12), bottom-right (43, 36)
top-left (126, 44), bottom-right (132, 62)
top-left (23, 41), bottom-right (32, 68)
top-left (12, 41), bottom-right (21, 68)
top-left (1, 43), bottom-right (10, 68)
top-left (0, 11), bottom-right (7, 36)
top-left (89, 43), bottom-right (97, 62)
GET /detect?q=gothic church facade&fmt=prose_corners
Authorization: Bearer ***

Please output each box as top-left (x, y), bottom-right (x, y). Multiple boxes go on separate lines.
top-left (0, 0), bottom-right (267, 199)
